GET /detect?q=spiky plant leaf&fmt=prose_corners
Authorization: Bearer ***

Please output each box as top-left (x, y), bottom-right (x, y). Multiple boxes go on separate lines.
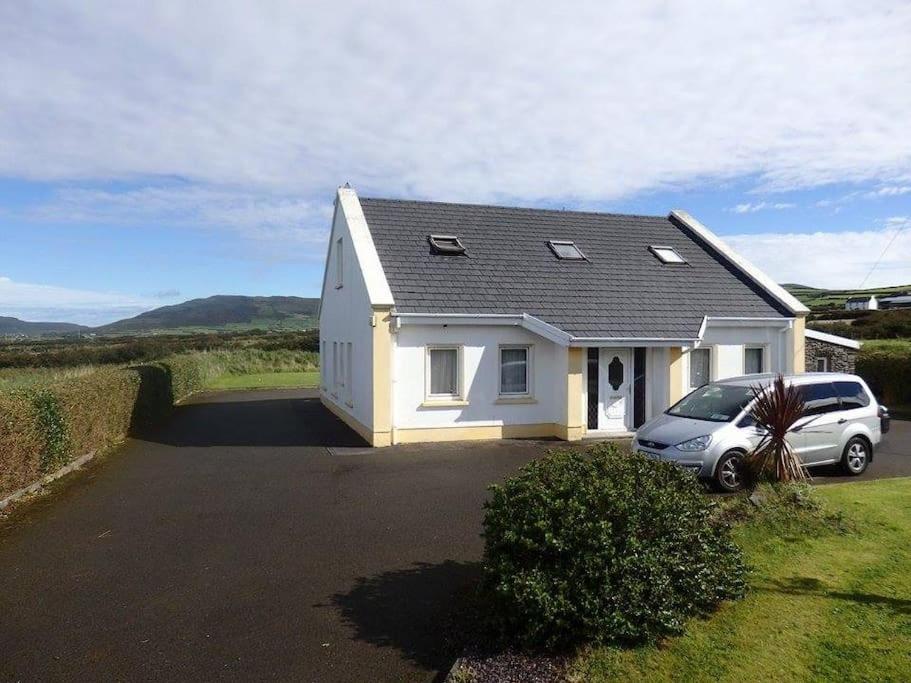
top-left (745, 374), bottom-right (810, 487)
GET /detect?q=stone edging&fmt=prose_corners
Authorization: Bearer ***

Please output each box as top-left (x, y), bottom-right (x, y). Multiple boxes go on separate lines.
top-left (0, 451), bottom-right (96, 510)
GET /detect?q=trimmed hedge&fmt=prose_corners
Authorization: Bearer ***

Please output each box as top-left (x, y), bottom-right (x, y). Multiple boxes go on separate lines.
top-left (856, 347), bottom-right (911, 406)
top-left (0, 354), bottom-right (218, 501)
top-left (482, 443), bottom-right (745, 649)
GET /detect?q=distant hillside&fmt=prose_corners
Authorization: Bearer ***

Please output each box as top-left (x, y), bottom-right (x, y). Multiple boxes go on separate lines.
top-left (0, 316), bottom-right (89, 336)
top-left (95, 295), bottom-right (320, 334)
top-left (783, 283), bottom-right (911, 311)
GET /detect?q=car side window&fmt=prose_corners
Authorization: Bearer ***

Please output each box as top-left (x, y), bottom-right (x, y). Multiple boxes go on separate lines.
top-left (797, 382), bottom-right (840, 416)
top-left (834, 381), bottom-right (871, 410)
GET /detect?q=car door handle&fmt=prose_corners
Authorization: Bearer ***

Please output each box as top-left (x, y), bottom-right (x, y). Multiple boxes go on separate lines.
top-left (837, 418), bottom-right (847, 424)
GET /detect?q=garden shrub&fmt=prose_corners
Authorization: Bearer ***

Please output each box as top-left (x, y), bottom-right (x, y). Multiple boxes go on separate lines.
top-left (0, 353), bottom-right (217, 501)
top-left (0, 391), bottom-right (44, 497)
top-left (482, 443), bottom-right (745, 649)
top-left (856, 347), bottom-right (911, 406)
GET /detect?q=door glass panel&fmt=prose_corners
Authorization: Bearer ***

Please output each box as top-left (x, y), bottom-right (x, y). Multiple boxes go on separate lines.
top-left (797, 382), bottom-right (840, 416)
top-left (608, 356), bottom-right (624, 390)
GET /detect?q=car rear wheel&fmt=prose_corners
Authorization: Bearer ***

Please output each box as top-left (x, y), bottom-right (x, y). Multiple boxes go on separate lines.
top-left (714, 451), bottom-right (744, 492)
top-left (841, 437), bottom-right (870, 476)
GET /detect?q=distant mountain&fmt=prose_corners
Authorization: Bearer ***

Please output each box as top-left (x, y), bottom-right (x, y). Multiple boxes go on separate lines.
top-left (94, 295), bottom-right (320, 333)
top-left (0, 316), bottom-right (90, 336)
top-left (783, 283), bottom-right (911, 311)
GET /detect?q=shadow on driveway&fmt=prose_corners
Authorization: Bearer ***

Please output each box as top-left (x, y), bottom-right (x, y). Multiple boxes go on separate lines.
top-left (328, 560), bottom-right (482, 675)
top-left (135, 390), bottom-right (368, 449)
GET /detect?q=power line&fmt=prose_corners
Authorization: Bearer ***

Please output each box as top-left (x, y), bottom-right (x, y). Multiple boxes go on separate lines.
top-left (857, 220), bottom-right (908, 290)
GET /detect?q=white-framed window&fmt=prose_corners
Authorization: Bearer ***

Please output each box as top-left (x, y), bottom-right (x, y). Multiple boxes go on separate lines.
top-left (744, 346), bottom-right (765, 374)
top-left (499, 345), bottom-right (532, 396)
top-left (648, 245), bottom-right (687, 264)
top-left (346, 342), bottom-right (353, 405)
top-left (335, 237), bottom-right (344, 288)
top-left (332, 341), bottom-right (339, 391)
top-left (426, 346), bottom-right (462, 400)
top-left (816, 357), bottom-right (829, 372)
top-left (689, 347), bottom-right (711, 389)
top-left (320, 340), bottom-right (326, 388)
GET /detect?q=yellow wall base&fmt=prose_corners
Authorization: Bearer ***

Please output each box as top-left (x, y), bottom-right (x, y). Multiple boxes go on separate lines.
top-left (321, 394), bottom-right (391, 447)
top-left (391, 423), bottom-right (561, 445)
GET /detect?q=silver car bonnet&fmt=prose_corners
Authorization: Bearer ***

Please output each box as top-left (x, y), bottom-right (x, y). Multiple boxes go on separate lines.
top-left (636, 412), bottom-right (730, 446)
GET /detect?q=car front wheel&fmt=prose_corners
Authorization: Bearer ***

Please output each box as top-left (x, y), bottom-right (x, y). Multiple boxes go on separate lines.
top-left (714, 451), bottom-right (745, 492)
top-left (841, 437), bottom-right (870, 476)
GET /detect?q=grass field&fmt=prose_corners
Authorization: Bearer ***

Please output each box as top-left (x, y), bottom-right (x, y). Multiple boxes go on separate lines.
top-left (207, 371), bottom-right (319, 390)
top-left (570, 478), bottom-right (911, 682)
top-left (862, 338), bottom-right (911, 352)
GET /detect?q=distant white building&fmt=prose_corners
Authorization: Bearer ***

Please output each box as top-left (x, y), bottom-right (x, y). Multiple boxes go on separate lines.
top-left (845, 295), bottom-right (878, 311)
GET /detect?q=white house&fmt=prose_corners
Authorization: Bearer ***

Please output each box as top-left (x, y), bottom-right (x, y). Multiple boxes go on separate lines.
top-left (318, 187), bottom-right (809, 447)
top-left (845, 295), bottom-right (878, 311)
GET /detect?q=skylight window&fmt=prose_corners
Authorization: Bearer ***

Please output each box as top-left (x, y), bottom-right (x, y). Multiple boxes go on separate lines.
top-left (548, 240), bottom-right (586, 260)
top-left (428, 234), bottom-right (466, 255)
top-left (649, 245), bottom-right (686, 264)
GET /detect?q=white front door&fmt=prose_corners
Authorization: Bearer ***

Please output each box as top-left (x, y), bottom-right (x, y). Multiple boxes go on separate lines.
top-left (599, 348), bottom-right (632, 432)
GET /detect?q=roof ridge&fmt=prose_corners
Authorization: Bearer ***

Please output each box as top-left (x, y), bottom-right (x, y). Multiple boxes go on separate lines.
top-left (358, 196), bottom-right (667, 221)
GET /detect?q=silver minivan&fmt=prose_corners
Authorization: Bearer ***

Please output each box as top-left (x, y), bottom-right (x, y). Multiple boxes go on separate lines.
top-left (632, 372), bottom-right (889, 492)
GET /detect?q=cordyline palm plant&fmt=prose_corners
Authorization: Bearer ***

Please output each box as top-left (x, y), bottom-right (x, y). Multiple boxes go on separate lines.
top-left (744, 374), bottom-right (809, 488)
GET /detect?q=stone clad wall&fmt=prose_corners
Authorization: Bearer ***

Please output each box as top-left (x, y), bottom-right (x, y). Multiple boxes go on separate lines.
top-left (805, 337), bottom-right (857, 373)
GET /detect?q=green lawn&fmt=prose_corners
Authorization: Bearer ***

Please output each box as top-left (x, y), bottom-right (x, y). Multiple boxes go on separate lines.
top-left (207, 371), bottom-right (319, 390)
top-left (570, 478), bottom-right (911, 682)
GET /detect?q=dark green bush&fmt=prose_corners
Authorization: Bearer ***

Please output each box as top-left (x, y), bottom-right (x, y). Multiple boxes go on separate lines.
top-left (481, 443), bottom-right (745, 649)
top-left (856, 348), bottom-right (911, 405)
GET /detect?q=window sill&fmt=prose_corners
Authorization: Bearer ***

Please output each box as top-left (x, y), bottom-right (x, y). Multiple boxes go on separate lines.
top-left (495, 396), bottom-right (538, 405)
top-left (420, 399), bottom-right (469, 408)
top-left (335, 284), bottom-right (343, 290)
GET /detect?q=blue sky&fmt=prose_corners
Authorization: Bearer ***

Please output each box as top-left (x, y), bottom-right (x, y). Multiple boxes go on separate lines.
top-left (1, 2), bottom-right (910, 325)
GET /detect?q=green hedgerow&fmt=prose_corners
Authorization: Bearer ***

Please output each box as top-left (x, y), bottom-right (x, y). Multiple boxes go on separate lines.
top-left (30, 388), bottom-right (71, 473)
top-left (481, 443), bottom-right (745, 649)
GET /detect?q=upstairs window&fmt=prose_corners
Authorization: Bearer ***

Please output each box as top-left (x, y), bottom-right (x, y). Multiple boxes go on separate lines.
top-left (335, 237), bottom-right (344, 288)
top-left (428, 235), bottom-right (466, 255)
top-left (649, 245), bottom-right (686, 264)
top-left (548, 240), bottom-right (586, 260)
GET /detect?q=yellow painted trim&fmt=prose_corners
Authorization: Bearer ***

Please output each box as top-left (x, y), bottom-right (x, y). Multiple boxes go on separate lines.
top-left (668, 346), bottom-right (685, 403)
top-left (372, 306), bottom-right (393, 439)
top-left (420, 399), bottom-right (470, 408)
top-left (494, 397), bottom-right (538, 405)
top-left (322, 393), bottom-right (393, 446)
top-left (792, 314), bottom-right (806, 373)
top-left (392, 423), bottom-right (558, 444)
top-left (559, 347), bottom-right (586, 441)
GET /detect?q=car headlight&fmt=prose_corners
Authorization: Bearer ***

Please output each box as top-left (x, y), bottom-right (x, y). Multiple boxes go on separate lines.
top-left (676, 434), bottom-right (712, 451)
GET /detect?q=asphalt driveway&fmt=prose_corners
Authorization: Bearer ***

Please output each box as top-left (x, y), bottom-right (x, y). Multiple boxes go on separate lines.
top-left (1, 389), bottom-right (908, 681)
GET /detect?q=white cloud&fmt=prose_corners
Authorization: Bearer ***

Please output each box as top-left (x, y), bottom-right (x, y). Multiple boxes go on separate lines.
top-left (1, 1), bottom-right (910, 204)
top-left (864, 185), bottom-right (911, 198)
top-left (730, 202), bottom-right (796, 214)
top-left (25, 185), bottom-right (333, 260)
top-left (0, 276), bottom-right (156, 326)
top-left (726, 218), bottom-right (911, 289)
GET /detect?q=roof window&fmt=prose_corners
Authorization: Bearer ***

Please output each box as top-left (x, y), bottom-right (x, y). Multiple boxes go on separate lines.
top-left (548, 240), bottom-right (586, 260)
top-left (649, 245), bottom-right (686, 264)
top-left (428, 234), bottom-right (466, 255)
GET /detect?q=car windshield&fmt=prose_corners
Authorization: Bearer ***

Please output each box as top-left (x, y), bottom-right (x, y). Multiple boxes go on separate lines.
top-left (666, 383), bottom-right (755, 422)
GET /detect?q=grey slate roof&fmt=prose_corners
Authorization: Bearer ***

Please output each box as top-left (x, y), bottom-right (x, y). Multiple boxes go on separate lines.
top-left (360, 198), bottom-right (792, 339)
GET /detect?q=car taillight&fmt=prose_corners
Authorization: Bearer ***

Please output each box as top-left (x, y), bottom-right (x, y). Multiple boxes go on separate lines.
top-left (878, 405), bottom-right (888, 418)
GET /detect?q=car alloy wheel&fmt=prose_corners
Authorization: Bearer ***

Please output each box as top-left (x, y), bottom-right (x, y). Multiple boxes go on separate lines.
top-left (843, 439), bottom-right (868, 475)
